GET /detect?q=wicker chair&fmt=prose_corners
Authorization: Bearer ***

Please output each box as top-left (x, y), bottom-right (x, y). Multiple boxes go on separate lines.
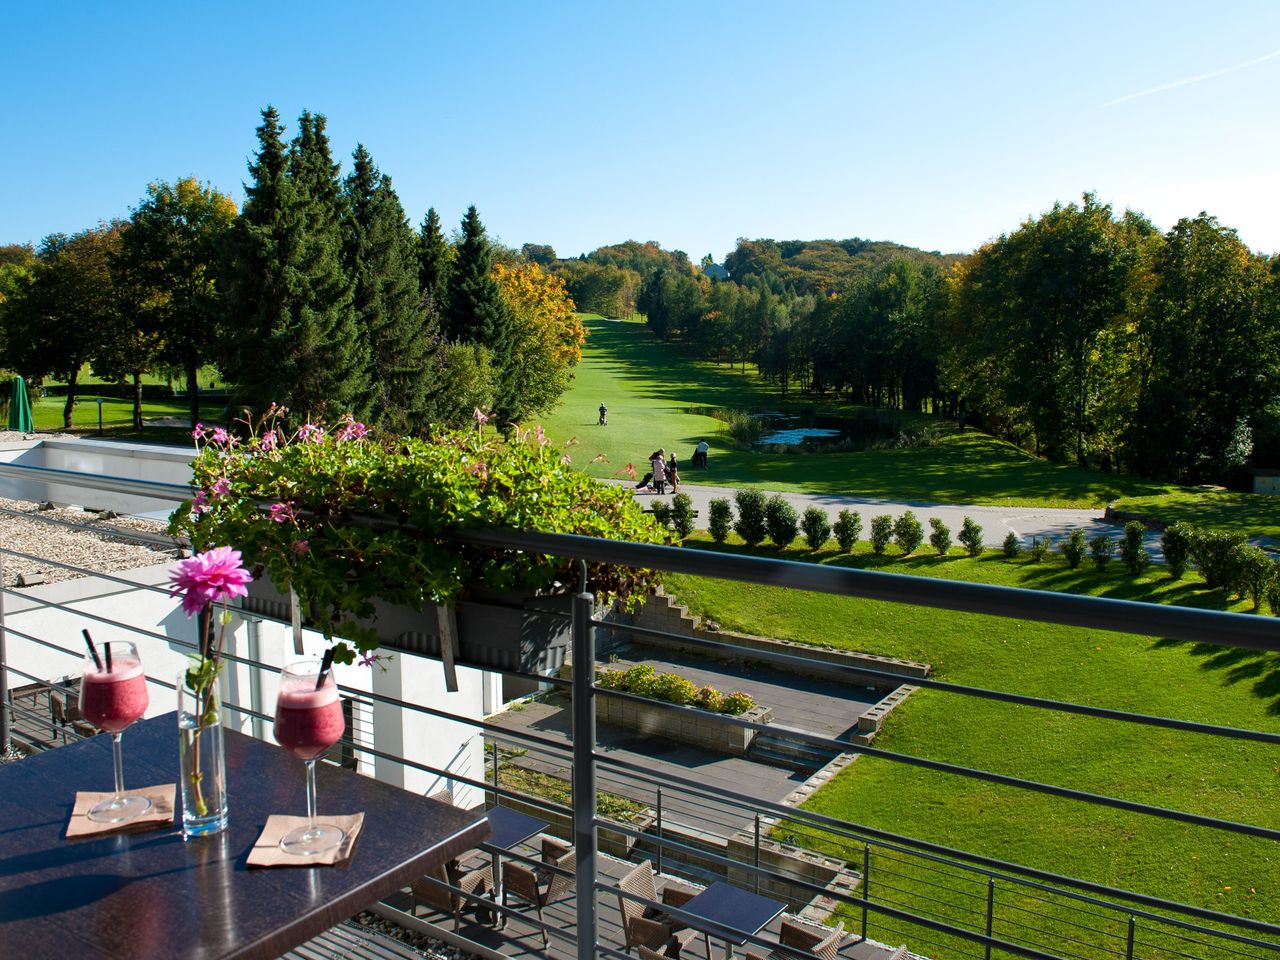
top-left (426, 787), bottom-right (454, 806)
top-left (410, 859), bottom-right (494, 930)
top-left (657, 884), bottom-right (711, 960)
top-left (746, 918), bottom-right (846, 960)
top-left (616, 861), bottom-right (703, 957)
top-left (501, 841), bottom-right (576, 946)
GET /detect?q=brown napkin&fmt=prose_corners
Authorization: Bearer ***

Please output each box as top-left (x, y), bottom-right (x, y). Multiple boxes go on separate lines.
top-left (247, 813), bottom-right (364, 867)
top-left (66, 784), bottom-right (177, 838)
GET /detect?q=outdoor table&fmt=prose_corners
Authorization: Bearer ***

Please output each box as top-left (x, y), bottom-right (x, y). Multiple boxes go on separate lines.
top-left (482, 804), bottom-right (550, 924)
top-left (0, 713), bottom-right (489, 960)
top-left (678, 880), bottom-right (786, 960)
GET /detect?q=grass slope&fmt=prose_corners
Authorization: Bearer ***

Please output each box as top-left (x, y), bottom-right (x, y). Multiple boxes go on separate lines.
top-left (666, 537), bottom-right (1280, 954)
top-left (542, 318), bottom-right (1172, 508)
top-left (1114, 490), bottom-right (1280, 541)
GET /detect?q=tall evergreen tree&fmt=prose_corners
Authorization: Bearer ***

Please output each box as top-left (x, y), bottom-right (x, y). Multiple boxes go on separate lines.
top-left (417, 207), bottom-right (451, 310)
top-left (222, 107), bottom-right (371, 422)
top-left (343, 144), bottom-right (438, 435)
top-left (445, 206), bottom-right (515, 419)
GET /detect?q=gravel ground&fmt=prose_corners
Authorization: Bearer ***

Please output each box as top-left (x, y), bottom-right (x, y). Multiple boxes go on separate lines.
top-left (0, 497), bottom-right (177, 586)
top-left (350, 911), bottom-right (481, 960)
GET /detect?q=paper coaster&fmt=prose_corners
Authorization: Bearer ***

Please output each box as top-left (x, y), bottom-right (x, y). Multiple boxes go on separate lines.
top-left (247, 812), bottom-right (364, 867)
top-left (66, 784), bottom-right (177, 839)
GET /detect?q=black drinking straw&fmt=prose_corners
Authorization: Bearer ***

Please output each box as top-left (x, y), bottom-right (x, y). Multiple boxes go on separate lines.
top-left (82, 629), bottom-right (103, 672)
top-left (104, 641), bottom-right (113, 673)
top-left (315, 648), bottom-right (335, 690)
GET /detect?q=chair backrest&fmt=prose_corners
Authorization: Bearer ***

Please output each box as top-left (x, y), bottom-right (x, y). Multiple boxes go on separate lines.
top-left (545, 847), bottom-right (577, 902)
top-left (637, 947), bottom-right (669, 960)
top-left (502, 859), bottom-right (541, 905)
top-left (541, 836), bottom-right (571, 861)
top-left (618, 860), bottom-right (658, 925)
top-left (427, 787), bottom-right (454, 806)
top-left (411, 862), bottom-right (455, 913)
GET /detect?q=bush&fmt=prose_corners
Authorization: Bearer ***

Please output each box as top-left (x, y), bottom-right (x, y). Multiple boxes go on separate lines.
top-left (733, 489), bottom-right (768, 546)
top-left (833, 509), bottom-right (861, 553)
top-left (1002, 532), bottom-right (1020, 558)
top-left (870, 515), bottom-right (894, 555)
top-left (1268, 567), bottom-right (1280, 616)
top-left (651, 672), bottom-right (697, 706)
top-left (692, 685), bottom-right (725, 712)
top-left (1060, 529), bottom-right (1087, 569)
top-left (722, 691), bottom-right (756, 715)
top-left (708, 498), bottom-right (733, 544)
top-left (764, 495), bottom-right (799, 548)
top-left (1089, 534), bottom-right (1115, 572)
top-left (801, 507), bottom-right (832, 551)
top-left (928, 517), bottom-right (952, 556)
top-left (1028, 536), bottom-right (1050, 563)
top-left (649, 500), bottom-right (671, 527)
top-left (958, 516), bottom-right (984, 557)
top-left (1229, 543), bottom-right (1274, 610)
top-left (595, 668), bottom-right (625, 690)
top-left (1161, 521), bottom-right (1193, 580)
top-left (893, 511), bottom-right (924, 556)
top-left (1188, 528), bottom-right (1247, 589)
top-left (623, 663), bottom-right (657, 696)
top-left (1120, 521), bottom-right (1149, 575)
top-left (670, 493), bottom-right (696, 539)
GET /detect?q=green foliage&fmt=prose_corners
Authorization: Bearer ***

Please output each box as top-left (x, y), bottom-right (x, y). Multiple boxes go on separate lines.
top-left (764, 494), bottom-right (799, 548)
top-left (1227, 543), bottom-right (1273, 610)
top-left (596, 664), bottom-right (749, 715)
top-left (928, 517), bottom-right (952, 556)
top-left (1187, 528), bottom-right (1247, 589)
top-left (801, 506), bottom-right (832, 551)
top-left (649, 500), bottom-right (672, 528)
top-left (832, 509), bottom-right (861, 553)
top-left (733, 488), bottom-right (767, 546)
top-left (1060, 529), bottom-right (1087, 569)
top-left (869, 515), bottom-right (893, 555)
top-left (893, 510), bottom-right (924, 556)
top-left (1028, 536), bottom-right (1050, 563)
top-left (1162, 521), bottom-right (1193, 580)
top-left (172, 415), bottom-right (669, 663)
top-left (1120, 521), bottom-right (1149, 575)
top-left (708, 497), bottom-right (733, 544)
top-left (717, 408), bottom-right (766, 448)
top-left (958, 516), bottom-right (984, 557)
top-left (670, 493), bottom-right (696, 539)
top-left (417, 207), bottom-right (452, 309)
top-left (1088, 534), bottom-right (1115, 572)
top-left (1002, 531), bottom-right (1020, 558)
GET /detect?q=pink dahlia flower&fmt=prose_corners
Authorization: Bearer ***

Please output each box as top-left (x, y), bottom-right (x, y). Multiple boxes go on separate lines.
top-left (169, 546), bottom-right (253, 617)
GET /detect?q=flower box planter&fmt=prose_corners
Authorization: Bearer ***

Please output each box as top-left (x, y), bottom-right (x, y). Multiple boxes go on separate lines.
top-left (241, 578), bottom-right (572, 675)
top-left (596, 691), bottom-right (773, 756)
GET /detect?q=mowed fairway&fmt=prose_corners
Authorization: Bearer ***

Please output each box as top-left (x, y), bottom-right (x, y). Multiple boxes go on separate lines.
top-left (667, 540), bottom-right (1280, 951)
top-left (542, 318), bottom-right (1172, 508)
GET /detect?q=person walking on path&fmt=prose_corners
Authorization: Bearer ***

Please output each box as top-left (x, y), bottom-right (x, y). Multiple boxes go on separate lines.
top-left (650, 448), bottom-right (667, 495)
top-left (666, 453), bottom-right (680, 494)
top-left (598, 402), bottom-right (607, 426)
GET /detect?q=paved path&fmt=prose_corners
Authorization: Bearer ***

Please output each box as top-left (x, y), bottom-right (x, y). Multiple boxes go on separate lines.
top-left (606, 478), bottom-right (1159, 551)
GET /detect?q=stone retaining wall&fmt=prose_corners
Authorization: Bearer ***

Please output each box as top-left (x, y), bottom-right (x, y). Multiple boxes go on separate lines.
top-left (596, 692), bottom-right (773, 755)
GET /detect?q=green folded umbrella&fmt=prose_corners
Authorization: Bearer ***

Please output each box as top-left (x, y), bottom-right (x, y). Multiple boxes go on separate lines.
top-left (7, 376), bottom-right (34, 433)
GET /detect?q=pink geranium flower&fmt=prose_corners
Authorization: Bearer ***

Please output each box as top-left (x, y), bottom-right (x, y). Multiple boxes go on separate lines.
top-left (211, 426), bottom-right (231, 446)
top-left (291, 540), bottom-right (310, 556)
top-left (191, 423), bottom-right (206, 442)
top-left (336, 415), bottom-right (368, 442)
top-left (269, 501), bottom-right (296, 523)
top-left (259, 430), bottom-right (278, 452)
top-left (210, 477), bottom-right (231, 497)
top-left (191, 490), bottom-right (209, 515)
top-left (297, 423), bottom-right (325, 444)
top-left (169, 546), bottom-right (253, 617)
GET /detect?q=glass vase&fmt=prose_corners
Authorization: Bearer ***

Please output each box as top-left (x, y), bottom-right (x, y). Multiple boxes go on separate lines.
top-left (177, 675), bottom-right (229, 839)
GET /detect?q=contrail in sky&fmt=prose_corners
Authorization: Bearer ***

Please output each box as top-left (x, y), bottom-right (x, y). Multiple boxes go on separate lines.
top-left (1101, 47), bottom-right (1280, 108)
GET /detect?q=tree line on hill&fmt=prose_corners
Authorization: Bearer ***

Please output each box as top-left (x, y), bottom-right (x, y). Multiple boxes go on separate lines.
top-left (0, 106), bottom-right (583, 433)
top-left (547, 195), bottom-right (1278, 486)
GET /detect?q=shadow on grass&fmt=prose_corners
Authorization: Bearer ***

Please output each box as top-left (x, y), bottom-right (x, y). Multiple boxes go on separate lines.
top-left (1153, 638), bottom-right (1280, 715)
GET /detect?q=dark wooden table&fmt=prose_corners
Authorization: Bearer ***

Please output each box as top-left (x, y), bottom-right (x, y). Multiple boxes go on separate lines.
top-left (482, 805), bottom-right (550, 921)
top-left (0, 713), bottom-right (490, 960)
top-left (680, 881), bottom-right (786, 960)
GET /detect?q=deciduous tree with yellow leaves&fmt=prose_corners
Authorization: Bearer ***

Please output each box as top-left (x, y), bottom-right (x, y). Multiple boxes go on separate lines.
top-left (494, 262), bottom-right (585, 423)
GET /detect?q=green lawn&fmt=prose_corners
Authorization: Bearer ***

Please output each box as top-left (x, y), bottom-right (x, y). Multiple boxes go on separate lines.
top-left (665, 537), bottom-right (1280, 954)
top-left (542, 318), bottom-right (1173, 508)
top-left (30, 395), bottom-right (226, 443)
top-left (1114, 490), bottom-right (1280, 540)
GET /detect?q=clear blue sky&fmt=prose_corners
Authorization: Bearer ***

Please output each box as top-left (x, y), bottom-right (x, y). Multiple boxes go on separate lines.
top-left (3, 1), bottom-right (1278, 259)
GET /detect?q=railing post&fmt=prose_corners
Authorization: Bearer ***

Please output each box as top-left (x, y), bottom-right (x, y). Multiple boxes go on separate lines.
top-left (491, 741), bottom-right (500, 807)
top-left (0, 550), bottom-right (10, 758)
top-left (861, 844), bottom-right (870, 941)
top-left (985, 878), bottom-right (995, 960)
top-left (1126, 915), bottom-right (1136, 960)
top-left (754, 813), bottom-right (762, 895)
top-left (656, 786), bottom-right (663, 875)
top-left (571, 577), bottom-right (597, 960)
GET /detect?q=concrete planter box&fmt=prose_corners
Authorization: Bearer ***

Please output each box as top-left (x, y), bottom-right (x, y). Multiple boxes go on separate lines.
top-left (492, 796), bottom-right (654, 858)
top-left (242, 578), bottom-right (572, 675)
top-left (597, 692), bottom-right (772, 756)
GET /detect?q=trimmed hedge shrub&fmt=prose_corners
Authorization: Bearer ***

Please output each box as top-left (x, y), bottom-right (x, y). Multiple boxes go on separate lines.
top-left (733, 489), bottom-right (768, 546)
top-left (870, 515), bottom-right (893, 555)
top-left (959, 516), bottom-right (984, 557)
top-left (1061, 529), bottom-right (1087, 569)
top-left (708, 498), bottom-right (733, 544)
top-left (1188, 528), bottom-right (1247, 589)
top-left (670, 493), bottom-right (696, 539)
top-left (1120, 520), bottom-right (1149, 575)
top-left (928, 517), bottom-right (952, 556)
top-left (801, 507), bottom-right (832, 551)
top-left (1161, 521), bottom-right (1193, 580)
top-left (1089, 534), bottom-right (1115, 571)
top-left (833, 509), bottom-right (862, 553)
top-left (893, 511), bottom-right (924, 556)
top-left (1028, 536), bottom-right (1050, 562)
top-left (765, 494), bottom-right (799, 548)
top-left (1002, 532), bottom-right (1020, 558)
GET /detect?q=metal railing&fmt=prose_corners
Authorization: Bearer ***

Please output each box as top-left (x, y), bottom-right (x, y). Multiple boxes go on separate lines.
top-left (2, 462), bottom-right (1279, 960)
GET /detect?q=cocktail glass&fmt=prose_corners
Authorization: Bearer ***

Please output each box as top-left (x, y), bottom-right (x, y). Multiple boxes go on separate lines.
top-left (273, 659), bottom-right (347, 855)
top-left (79, 640), bottom-right (152, 822)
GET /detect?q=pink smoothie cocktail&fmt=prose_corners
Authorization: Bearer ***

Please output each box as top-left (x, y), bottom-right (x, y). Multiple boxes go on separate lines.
top-left (80, 657), bottom-right (149, 733)
top-left (274, 677), bottom-right (345, 760)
